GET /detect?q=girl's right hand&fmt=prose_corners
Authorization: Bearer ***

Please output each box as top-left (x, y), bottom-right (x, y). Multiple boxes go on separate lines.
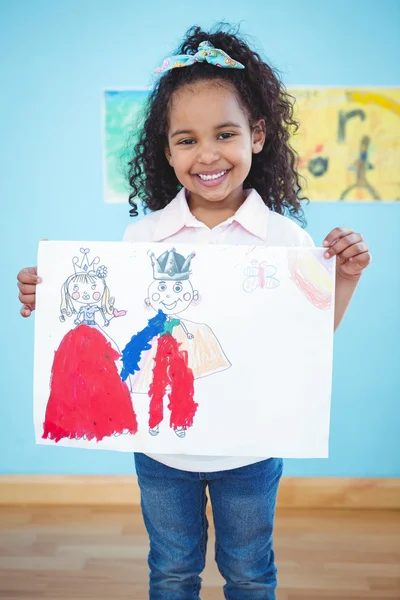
top-left (17, 267), bottom-right (42, 317)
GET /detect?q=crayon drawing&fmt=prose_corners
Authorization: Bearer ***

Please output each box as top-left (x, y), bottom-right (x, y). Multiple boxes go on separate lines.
top-left (243, 260), bottom-right (280, 292)
top-left (35, 242), bottom-right (334, 458)
top-left (288, 249), bottom-right (334, 310)
top-left (120, 248), bottom-right (230, 438)
top-left (42, 248), bottom-right (138, 443)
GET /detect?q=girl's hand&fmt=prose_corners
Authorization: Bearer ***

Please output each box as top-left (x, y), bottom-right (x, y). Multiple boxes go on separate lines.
top-left (323, 228), bottom-right (371, 279)
top-left (17, 267), bottom-right (42, 317)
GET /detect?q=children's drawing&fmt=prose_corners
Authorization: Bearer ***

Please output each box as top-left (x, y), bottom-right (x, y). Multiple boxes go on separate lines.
top-left (288, 249), bottom-right (333, 310)
top-left (340, 135), bottom-right (380, 200)
top-left (35, 243), bottom-right (335, 458)
top-left (120, 249), bottom-right (231, 438)
top-left (243, 260), bottom-right (280, 292)
top-left (291, 87), bottom-right (400, 201)
top-left (42, 248), bottom-right (138, 442)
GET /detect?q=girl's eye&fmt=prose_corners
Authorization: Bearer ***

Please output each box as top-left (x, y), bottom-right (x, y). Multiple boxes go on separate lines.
top-left (178, 138), bottom-right (195, 145)
top-left (158, 284), bottom-right (167, 292)
top-left (173, 283), bottom-right (183, 293)
top-left (218, 132), bottom-right (234, 140)
top-left (73, 285), bottom-right (79, 291)
top-left (91, 285), bottom-right (96, 290)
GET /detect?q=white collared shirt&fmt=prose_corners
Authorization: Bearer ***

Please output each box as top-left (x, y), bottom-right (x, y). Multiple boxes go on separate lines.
top-left (123, 188), bottom-right (314, 472)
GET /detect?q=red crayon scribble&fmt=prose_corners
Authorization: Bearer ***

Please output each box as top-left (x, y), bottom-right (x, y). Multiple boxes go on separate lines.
top-left (290, 268), bottom-right (332, 310)
top-left (288, 251), bottom-right (332, 310)
top-left (43, 324), bottom-right (137, 442)
top-left (149, 333), bottom-right (197, 431)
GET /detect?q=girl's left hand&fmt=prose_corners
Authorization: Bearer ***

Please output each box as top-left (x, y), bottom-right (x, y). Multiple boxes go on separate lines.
top-left (323, 227), bottom-right (371, 278)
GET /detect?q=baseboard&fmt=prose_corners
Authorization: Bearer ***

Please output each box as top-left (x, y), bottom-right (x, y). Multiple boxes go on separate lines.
top-left (0, 476), bottom-right (399, 509)
top-left (276, 477), bottom-right (399, 509)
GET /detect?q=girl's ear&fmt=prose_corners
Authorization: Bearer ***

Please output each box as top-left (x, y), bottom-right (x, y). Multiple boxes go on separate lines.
top-left (144, 297), bottom-right (151, 306)
top-left (165, 146), bottom-right (173, 167)
top-left (252, 119), bottom-right (266, 155)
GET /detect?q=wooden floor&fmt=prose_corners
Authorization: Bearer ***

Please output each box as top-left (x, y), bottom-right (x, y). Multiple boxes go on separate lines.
top-left (0, 506), bottom-right (399, 599)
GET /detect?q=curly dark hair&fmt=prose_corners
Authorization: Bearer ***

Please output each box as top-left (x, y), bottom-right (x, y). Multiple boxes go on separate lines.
top-left (127, 24), bottom-right (307, 224)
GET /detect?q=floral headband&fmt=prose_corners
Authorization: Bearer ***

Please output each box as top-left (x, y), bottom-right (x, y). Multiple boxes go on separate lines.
top-left (155, 41), bottom-right (245, 74)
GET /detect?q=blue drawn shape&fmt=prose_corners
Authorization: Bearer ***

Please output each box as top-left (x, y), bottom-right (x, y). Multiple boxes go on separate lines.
top-left (120, 310), bottom-right (167, 381)
top-left (243, 260), bottom-right (280, 293)
top-left (308, 156), bottom-right (329, 177)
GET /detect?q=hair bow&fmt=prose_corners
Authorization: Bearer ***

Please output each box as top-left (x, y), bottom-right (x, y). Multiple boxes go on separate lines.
top-left (155, 41), bottom-right (245, 74)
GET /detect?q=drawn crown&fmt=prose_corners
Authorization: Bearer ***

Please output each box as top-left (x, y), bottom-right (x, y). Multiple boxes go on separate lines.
top-left (148, 248), bottom-right (195, 281)
top-left (72, 248), bottom-right (100, 275)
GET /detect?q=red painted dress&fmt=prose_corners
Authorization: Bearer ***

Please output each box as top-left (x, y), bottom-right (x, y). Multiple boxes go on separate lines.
top-left (42, 323), bottom-right (138, 442)
top-left (148, 318), bottom-right (197, 431)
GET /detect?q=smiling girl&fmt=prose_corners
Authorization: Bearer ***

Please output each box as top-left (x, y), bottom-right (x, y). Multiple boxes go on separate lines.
top-left (17, 25), bottom-right (371, 600)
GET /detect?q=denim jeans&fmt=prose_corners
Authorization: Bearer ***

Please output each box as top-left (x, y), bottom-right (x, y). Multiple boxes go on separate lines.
top-left (134, 453), bottom-right (283, 599)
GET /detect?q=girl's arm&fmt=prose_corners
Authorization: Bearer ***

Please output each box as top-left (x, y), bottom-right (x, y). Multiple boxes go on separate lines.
top-left (323, 227), bottom-right (371, 330)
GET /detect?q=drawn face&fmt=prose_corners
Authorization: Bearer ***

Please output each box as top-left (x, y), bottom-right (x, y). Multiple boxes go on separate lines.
top-left (68, 276), bottom-right (105, 304)
top-left (147, 279), bottom-right (197, 315)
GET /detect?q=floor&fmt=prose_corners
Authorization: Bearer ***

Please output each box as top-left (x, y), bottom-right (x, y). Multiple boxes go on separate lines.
top-left (0, 506), bottom-right (399, 599)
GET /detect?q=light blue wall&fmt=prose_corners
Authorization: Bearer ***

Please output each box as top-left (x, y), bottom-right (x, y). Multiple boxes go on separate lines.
top-left (1, 0), bottom-right (399, 477)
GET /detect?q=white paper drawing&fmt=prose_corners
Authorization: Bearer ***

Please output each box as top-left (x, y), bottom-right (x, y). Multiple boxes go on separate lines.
top-left (34, 242), bottom-right (335, 458)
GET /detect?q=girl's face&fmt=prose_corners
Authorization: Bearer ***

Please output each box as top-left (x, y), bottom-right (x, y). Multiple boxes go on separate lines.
top-left (68, 277), bottom-right (105, 304)
top-left (147, 279), bottom-right (198, 315)
top-left (165, 81), bottom-right (265, 209)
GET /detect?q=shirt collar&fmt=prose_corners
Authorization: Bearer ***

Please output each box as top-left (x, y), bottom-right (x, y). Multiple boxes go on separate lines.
top-left (232, 188), bottom-right (268, 240)
top-left (153, 187), bottom-right (268, 241)
top-left (153, 188), bottom-right (196, 241)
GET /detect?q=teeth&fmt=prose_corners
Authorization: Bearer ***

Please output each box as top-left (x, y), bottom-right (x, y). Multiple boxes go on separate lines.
top-left (198, 170), bottom-right (226, 181)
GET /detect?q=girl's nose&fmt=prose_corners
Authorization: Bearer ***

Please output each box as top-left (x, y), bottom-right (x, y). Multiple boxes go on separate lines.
top-left (197, 142), bottom-right (220, 165)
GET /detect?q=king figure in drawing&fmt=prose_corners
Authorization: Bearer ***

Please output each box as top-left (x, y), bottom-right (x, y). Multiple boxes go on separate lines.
top-left (120, 248), bottom-right (231, 438)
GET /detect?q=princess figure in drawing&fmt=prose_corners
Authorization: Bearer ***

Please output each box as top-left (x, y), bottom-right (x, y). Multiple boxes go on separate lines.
top-left (42, 248), bottom-right (138, 443)
top-left (120, 248), bottom-right (230, 438)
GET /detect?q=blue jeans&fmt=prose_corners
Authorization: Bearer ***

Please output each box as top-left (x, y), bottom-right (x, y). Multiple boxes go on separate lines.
top-left (134, 453), bottom-right (283, 599)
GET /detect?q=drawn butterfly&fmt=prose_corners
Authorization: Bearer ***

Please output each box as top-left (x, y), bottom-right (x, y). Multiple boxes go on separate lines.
top-left (243, 260), bottom-right (280, 293)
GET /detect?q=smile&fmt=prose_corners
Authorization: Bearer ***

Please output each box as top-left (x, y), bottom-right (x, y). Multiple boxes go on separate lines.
top-left (195, 170), bottom-right (230, 187)
top-left (161, 300), bottom-right (180, 310)
top-left (198, 170), bottom-right (226, 181)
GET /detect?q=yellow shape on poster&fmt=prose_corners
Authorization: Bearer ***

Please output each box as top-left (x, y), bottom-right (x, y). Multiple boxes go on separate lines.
top-left (289, 87), bottom-right (400, 202)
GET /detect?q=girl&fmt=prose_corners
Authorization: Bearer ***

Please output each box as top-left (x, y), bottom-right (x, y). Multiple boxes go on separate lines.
top-left (42, 248), bottom-right (138, 443)
top-left (17, 25), bottom-right (371, 600)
